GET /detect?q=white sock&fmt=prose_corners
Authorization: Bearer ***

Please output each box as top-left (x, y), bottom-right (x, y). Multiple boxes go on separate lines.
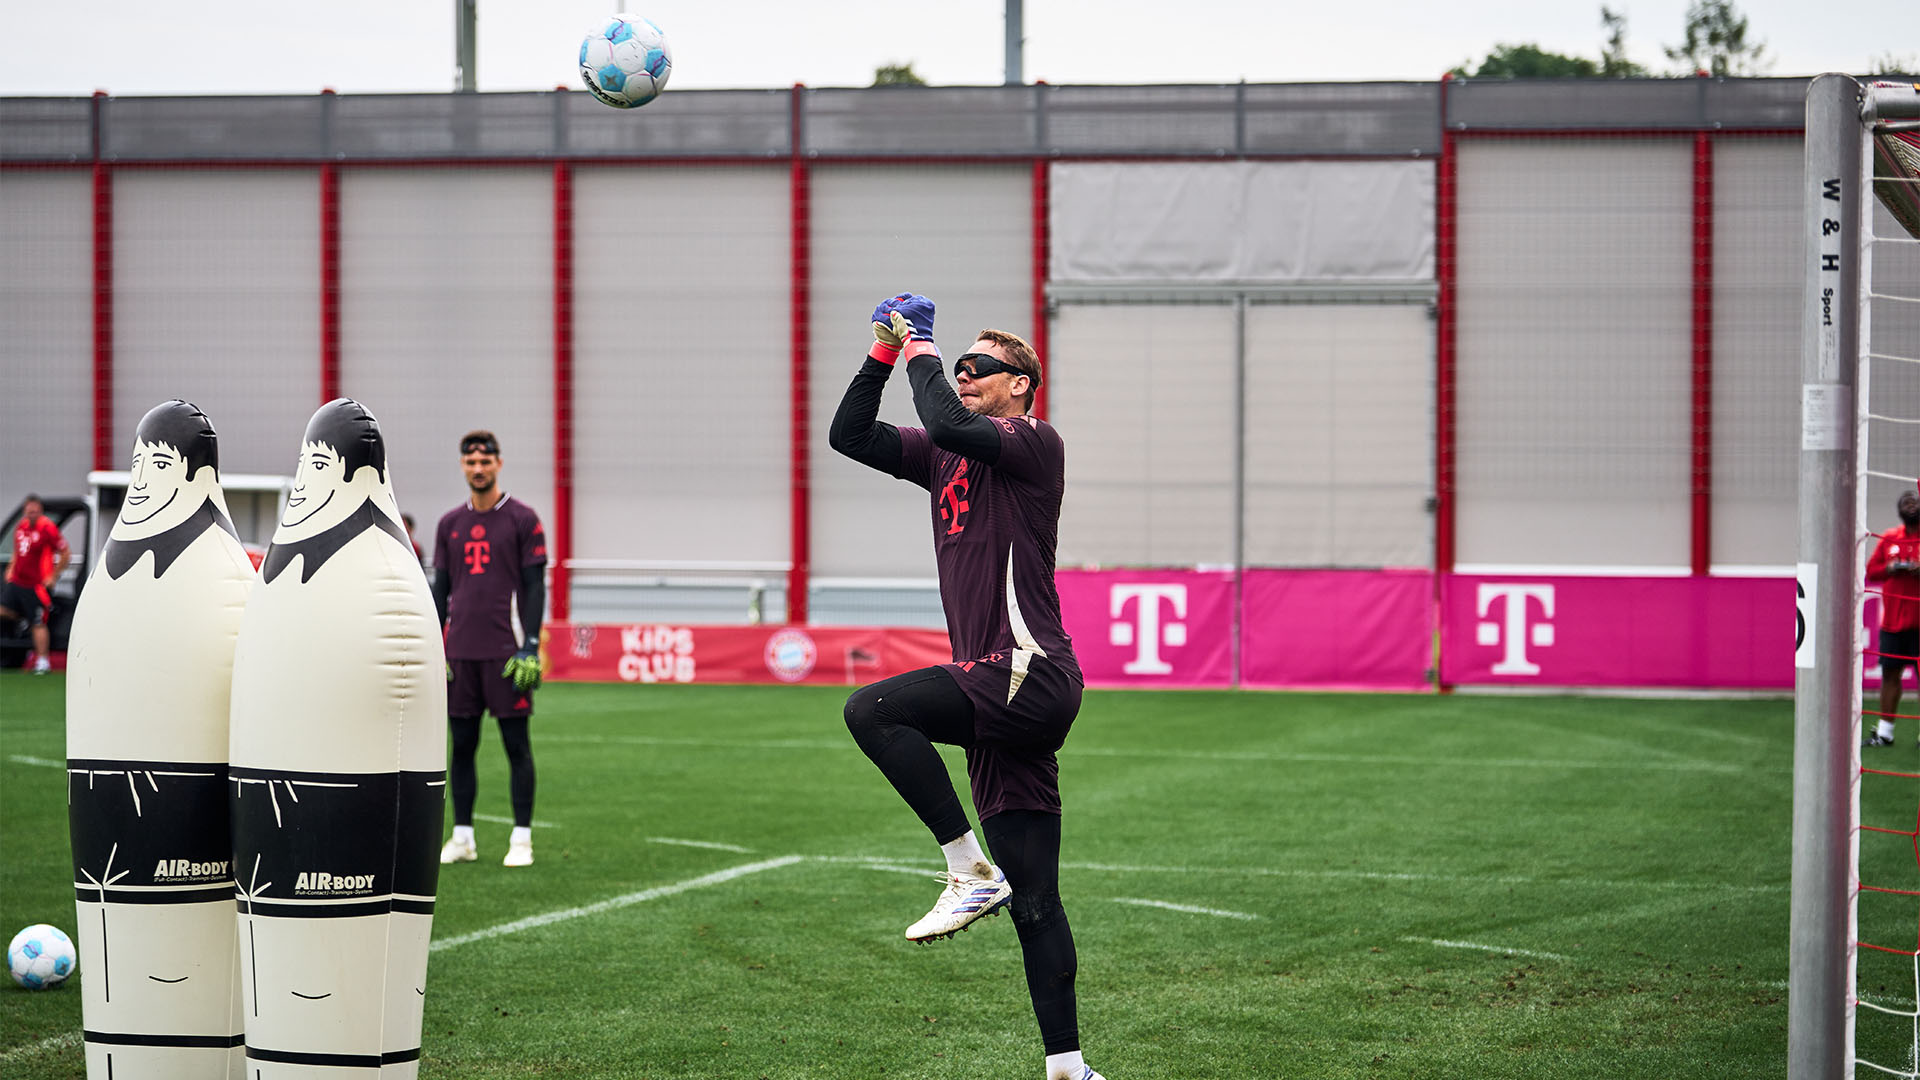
top-left (940, 831), bottom-right (992, 878)
top-left (1881, 719), bottom-right (1898, 740)
top-left (1044, 1050), bottom-right (1085, 1080)
top-left (452, 824), bottom-right (475, 845)
top-left (511, 826), bottom-right (532, 847)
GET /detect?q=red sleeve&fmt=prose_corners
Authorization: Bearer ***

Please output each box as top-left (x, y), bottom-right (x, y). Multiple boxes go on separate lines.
top-left (47, 521), bottom-right (70, 554)
top-left (1868, 532), bottom-right (1896, 582)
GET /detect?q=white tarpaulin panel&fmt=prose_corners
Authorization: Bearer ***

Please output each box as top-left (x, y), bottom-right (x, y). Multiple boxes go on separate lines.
top-left (1050, 161), bottom-right (1433, 284)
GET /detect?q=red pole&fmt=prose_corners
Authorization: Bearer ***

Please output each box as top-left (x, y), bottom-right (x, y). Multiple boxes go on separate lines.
top-left (91, 91), bottom-right (113, 472)
top-left (318, 146), bottom-right (340, 404)
top-left (1690, 130), bottom-right (1713, 577)
top-left (788, 84), bottom-right (811, 625)
top-left (551, 157), bottom-right (574, 621)
top-left (1434, 78), bottom-right (1457, 579)
top-left (1030, 156), bottom-right (1050, 419)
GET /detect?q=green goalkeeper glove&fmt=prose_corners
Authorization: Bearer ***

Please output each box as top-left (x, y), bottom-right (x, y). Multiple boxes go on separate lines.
top-left (502, 639), bottom-right (543, 692)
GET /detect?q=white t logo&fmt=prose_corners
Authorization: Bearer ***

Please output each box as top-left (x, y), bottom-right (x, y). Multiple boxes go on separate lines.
top-left (1109, 584), bottom-right (1188, 675)
top-left (1475, 584), bottom-right (1555, 675)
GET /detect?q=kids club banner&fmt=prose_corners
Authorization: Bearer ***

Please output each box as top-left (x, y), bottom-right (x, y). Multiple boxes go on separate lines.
top-left (543, 623), bottom-right (952, 686)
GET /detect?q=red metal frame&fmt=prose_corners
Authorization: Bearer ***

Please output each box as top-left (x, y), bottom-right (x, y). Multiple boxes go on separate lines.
top-left (788, 85), bottom-right (811, 625)
top-left (1434, 80), bottom-right (1457, 582)
top-left (1690, 131), bottom-right (1714, 577)
top-left (91, 92), bottom-right (113, 473)
top-left (1030, 158), bottom-right (1050, 419)
top-left (318, 157), bottom-right (341, 404)
top-left (551, 160), bottom-right (575, 622)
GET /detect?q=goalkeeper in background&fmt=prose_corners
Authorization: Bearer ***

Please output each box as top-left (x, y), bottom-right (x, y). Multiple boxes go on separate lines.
top-left (1866, 485), bottom-right (1920, 747)
top-left (829, 294), bottom-right (1105, 1080)
top-left (432, 430), bottom-right (549, 867)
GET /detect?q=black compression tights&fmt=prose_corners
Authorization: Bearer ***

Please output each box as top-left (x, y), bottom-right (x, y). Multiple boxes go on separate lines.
top-left (448, 715), bottom-right (536, 828)
top-left (985, 810), bottom-right (1080, 1056)
top-left (843, 672), bottom-right (1080, 1054)
top-left (842, 667), bottom-right (976, 844)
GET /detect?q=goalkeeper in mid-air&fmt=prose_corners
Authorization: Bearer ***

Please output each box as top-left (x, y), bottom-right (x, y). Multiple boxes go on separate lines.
top-left (829, 294), bottom-right (1104, 1080)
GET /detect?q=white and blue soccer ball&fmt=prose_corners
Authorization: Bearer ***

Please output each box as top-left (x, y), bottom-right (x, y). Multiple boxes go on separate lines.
top-left (579, 14), bottom-right (673, 109)
top-left (8, 924), bottom-right (76, 990)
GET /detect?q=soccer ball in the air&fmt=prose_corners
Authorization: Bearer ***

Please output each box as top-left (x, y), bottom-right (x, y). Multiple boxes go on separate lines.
top-left (579, 14), bottom-right (673, 109)
top-left (8, 924), bottom-right (76, 990)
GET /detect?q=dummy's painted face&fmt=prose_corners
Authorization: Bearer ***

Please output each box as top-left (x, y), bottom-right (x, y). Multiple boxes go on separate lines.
top-left (283, 442), bottom-right (348, 529)
top-left (117, 438), bottom-right (214, 537)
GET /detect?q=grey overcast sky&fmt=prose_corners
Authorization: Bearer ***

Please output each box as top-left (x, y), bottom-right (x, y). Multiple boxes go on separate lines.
top-left (0, 0), bottom-right (1910, 96)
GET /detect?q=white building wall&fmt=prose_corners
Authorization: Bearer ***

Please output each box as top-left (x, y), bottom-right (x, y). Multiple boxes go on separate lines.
top-left (572, 165), bottom-right (791, 565)
top-left (808, 163), bottom-right (1032, 582)
top-left (1453, 140), bottom-right (1694, 570)
top-left (0, 173), bottom-right (92, 504)
top-left (114, 170), bottom-right (320, 479)
top-left (339, 168), bottom-right (552, 547)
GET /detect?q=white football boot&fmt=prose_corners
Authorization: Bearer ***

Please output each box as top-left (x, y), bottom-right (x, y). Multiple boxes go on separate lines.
top-left (905, 866), bottom-right (1012, 942)
top-left (439, 835), bottom-right (477, 864)
top-left (503, 838), bottom-right (534, 867)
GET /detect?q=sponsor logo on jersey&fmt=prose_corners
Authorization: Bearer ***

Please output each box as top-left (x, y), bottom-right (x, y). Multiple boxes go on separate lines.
top-left (939, 460), bottom-right (971, 536)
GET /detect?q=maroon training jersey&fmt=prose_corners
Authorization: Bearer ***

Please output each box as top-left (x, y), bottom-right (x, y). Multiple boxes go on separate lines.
top-left (434, 495), bottom-right (546, 660)
top-left (898, 416), bottom-right (1081, 689)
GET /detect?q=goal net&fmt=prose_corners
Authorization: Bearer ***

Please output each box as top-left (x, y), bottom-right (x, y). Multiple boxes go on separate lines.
top-left (1794, 76), bottom-right (1920, 1080)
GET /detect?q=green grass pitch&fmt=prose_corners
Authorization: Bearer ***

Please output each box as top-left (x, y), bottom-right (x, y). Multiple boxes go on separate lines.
top-left (0, 674), bottom-right (1824, 1077)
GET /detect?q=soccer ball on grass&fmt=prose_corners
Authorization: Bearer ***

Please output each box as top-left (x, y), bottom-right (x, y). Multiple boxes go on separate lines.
top-left (579, 14), bottom-right (673, 109)
top-left (8, 924), bottom-right (76, 990)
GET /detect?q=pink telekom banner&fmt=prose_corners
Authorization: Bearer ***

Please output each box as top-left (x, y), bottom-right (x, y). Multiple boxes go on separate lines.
top-left (1439, 574), bottom-right (1795, 689)
top-left (1240, 569), bottom-right (1434, 691)
top-left (544, 623), bottom-right (952, 686)
top-left (1055, 568), bottom-right (1236, 688)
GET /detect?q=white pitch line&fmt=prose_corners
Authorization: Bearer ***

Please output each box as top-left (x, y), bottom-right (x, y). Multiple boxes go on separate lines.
top-left (1111, 897), bottom-right (1259, 921)
top-left (474, 813), bottom-right (560, 829)
top-left (648, 837), bottom-right (754, 853)
top-left (7, 754), bottom-right (64, 768)
top-left (0, 1030), bottom-right (81, 1065)
top-left (1060, 861), bottom-right (1786, 894)
top-left (858, 862), bottom-right (940, 878)
top-left (534, 733), bottom-right (1775, 774)
top-left (1402, 936), bottom-right (1570, 961)
top-left (431, 855), bottom-right (803, 951)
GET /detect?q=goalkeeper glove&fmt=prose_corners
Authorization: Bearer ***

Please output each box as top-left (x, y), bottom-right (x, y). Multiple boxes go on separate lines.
top-left (502, 638), bottom-right (543, 692)
top-left (869, 298), bottom-right (905, 364)
top-left (887, 293), bottom-right (939, 362)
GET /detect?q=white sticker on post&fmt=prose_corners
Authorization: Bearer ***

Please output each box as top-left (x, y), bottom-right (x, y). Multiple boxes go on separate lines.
top-left (1802, 384), bottom-right (1849, 451)
top-left (1796, 562), bottom-right (1817, 670)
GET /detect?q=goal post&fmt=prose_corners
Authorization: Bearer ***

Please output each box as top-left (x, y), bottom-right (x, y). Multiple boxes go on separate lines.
top-left (1792, 74), bottom-right (1920, 1080)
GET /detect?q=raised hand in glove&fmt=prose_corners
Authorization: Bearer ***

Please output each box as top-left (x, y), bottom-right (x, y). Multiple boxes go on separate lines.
top-left (502, 638), bottom-right (543, 692)
top-left (879, 292), bottom-right (940, 363)
top-left (869, 297), bottom-right (907, 364)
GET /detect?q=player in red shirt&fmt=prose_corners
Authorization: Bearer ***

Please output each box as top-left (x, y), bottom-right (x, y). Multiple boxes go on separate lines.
top-left (1866, 488), bottom-right (1920, 746)
top-left (2, 495), bottom-right (72, 674)
top-left (431, 431), bottom-right (549, 868)
top-left (830, 294), bottom-right (1104, 1080)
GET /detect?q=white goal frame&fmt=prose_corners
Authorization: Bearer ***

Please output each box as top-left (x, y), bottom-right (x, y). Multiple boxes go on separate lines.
top-left (1792, 74), bottom-right (1920, 1080)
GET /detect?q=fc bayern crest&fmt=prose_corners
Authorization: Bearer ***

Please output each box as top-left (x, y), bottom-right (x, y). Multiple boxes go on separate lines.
top-left (764, 628), bottom-right (817, 683)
